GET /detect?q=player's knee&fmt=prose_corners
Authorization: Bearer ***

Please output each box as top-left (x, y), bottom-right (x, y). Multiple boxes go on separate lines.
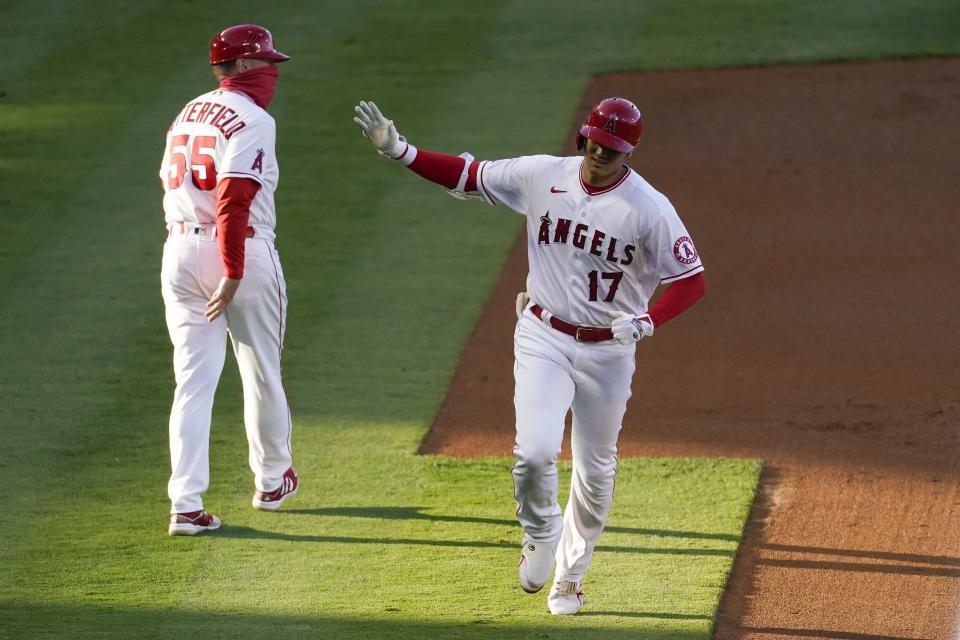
top-left (513, 443), bottom-right (561, 473)
top-left (174, 371), bottom-right (220, 394)
top-left (575, 455), bottom-right (617, 483)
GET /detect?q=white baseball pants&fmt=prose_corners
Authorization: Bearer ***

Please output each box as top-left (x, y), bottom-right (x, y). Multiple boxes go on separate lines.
top-left (512, 310), bottom-right (636, 582)
top-left (161, 232), bottom-right (292, 513)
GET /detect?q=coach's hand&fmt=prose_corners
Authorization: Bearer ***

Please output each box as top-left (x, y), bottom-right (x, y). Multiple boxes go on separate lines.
top-left (205, 277), bottom-right (241, 322)
top-left (353, 101), bottom-right (405, 158)
top-left (609, 311), bottom-right (654, 345)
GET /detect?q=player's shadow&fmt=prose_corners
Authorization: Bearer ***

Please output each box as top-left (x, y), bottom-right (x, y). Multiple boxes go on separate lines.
top-left (285, 505), bottom-right (514, 527)
top-left (578, 611), bottom-right (711, 621)
top-left (216, 523), bottom-right (736, 557)
top-left (287, 505), bottom-right (741, 541)
top-left (221, 505), bottom-right (739, 557)
top-left (214, 525), bottom-right (516, 549)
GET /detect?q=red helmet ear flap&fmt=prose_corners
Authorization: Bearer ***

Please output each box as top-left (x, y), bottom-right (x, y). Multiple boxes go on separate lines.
top-left (577, 97), bottom-right (642, 153)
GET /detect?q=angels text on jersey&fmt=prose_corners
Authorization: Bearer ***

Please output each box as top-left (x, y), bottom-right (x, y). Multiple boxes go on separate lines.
top-left (536, 211), bottom-right (635, 266)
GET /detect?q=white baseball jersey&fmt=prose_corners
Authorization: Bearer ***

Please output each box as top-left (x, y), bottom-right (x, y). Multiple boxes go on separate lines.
top-left (476, 155), bottom-right (703, 327)
top-left (160, 88), bottom-right (279, 242)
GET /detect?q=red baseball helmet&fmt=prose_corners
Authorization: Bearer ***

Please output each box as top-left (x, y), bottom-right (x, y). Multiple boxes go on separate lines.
top-left (209, 24), bottom-right (290, 65)
top-left (577, 97), bottom-right (642, 153)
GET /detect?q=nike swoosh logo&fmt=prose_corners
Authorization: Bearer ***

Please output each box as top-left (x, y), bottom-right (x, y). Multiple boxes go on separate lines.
top-left (550, 187), bottom-right (567, 193)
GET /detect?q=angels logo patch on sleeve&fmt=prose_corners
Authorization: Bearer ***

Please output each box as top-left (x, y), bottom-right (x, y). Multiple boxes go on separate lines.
top-left (673, 236), bottom-right (698, 264)
top-left (251, 148), bottom-right (265, 173)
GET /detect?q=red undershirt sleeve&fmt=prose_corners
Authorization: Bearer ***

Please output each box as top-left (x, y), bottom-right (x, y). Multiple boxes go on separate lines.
top-left (648, 272), bottom-right (705, 328)
top-left (407, 148), bottom-right (478, 191)
top-left (215, 177), bottom-right (261, 279)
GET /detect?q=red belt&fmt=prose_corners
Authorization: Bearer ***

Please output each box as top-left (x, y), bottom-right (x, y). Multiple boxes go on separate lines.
top-left (530, 305), bottom-right (613, 343)
top-left (168, 222), bottom-right (255, 238)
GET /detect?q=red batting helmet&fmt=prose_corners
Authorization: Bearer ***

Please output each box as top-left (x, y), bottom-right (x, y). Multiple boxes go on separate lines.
top-left (577, 97), bottom-right (642, 153)
top-left (209, 24), bottom-right (291, 65)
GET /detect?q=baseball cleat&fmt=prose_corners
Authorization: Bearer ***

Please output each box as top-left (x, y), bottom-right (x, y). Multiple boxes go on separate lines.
top-left (518, 535), bottom-right (559, 593)
top-left (168, 510), bottom-right (221, 536)
top-left (548, 579), bottom-right (584, 615)
top-left (252, 467), bottom-right (299, 511)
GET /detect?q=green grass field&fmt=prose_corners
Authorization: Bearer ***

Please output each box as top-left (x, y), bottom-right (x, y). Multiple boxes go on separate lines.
top-left (2, 1), bottom-right (958, 637)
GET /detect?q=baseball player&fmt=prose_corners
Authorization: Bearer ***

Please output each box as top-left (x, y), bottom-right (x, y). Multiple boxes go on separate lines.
top-left (353, 98), bottom-right (705, 614)
top-left (160, 25), bottom-right (298, 536)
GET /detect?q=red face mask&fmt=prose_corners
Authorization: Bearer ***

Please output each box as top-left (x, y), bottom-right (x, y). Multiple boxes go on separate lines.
top-left (219, 65), bottom-right (279, 110)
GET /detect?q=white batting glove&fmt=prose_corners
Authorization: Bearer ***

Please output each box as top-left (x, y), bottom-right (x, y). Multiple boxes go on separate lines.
top-left (353, 100), bottom-right (406, 158)
top-left (515, 291), bottom-right (530, 319)
top-left (609, 312), bottom-right (654, 345)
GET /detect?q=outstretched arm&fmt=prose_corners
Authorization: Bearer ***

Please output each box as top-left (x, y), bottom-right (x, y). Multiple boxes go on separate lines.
top-left (353, 100), bottom-right (480, 196)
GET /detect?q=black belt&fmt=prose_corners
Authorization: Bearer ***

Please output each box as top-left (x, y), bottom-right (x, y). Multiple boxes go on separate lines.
top-left (530, 305), bottom-right (613, 343)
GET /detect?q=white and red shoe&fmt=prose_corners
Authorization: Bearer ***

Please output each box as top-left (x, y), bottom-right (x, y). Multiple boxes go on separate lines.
top-left (252, 467), bottom-right (299, 511)
top-left (518, 535), bottom-right (559, 593)
top-left (168, 510), bottom-right (221, 536)
top-left (548, 580), bottom-right (584, 615)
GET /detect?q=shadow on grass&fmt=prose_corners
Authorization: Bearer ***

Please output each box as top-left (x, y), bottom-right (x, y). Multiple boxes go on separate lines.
top-left (288, 505), bottom-right (741, 541)
top-left (215, 524), bottom-right (515, 549)
top-left (0, 602), bottom-right (711, 640)
top-left (217, 523), bottom-right (734, 558)
top-left (580, 611), bottom-right (712, 620)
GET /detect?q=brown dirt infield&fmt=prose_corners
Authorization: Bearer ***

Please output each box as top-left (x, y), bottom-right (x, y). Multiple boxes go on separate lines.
top-left (419, 58), bottom-right (960, 639)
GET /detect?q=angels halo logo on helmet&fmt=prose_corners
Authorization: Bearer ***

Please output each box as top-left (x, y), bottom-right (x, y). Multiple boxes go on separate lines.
top-left (209, 24), bottom-right (291, 65)
top-left (577, 97), bottom-right (642, 153)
